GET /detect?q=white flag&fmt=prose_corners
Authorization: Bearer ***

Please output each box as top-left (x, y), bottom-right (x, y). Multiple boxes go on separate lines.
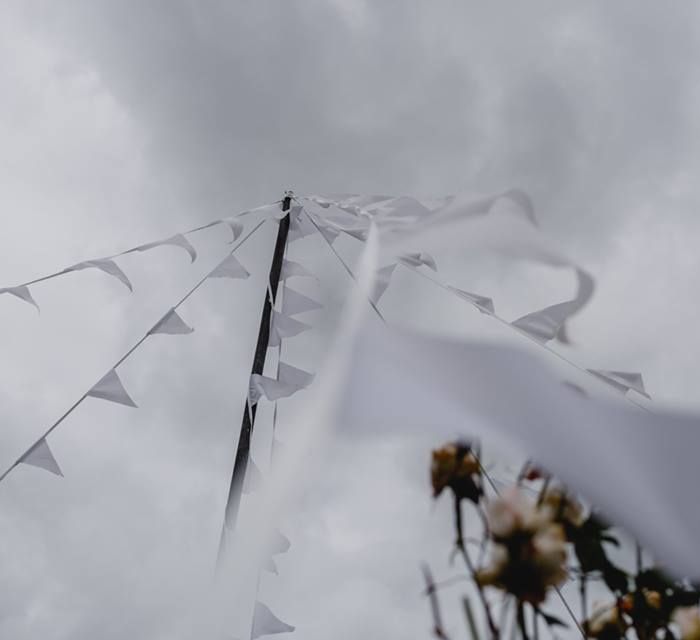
top-left (262, 529), bottom-right (291, 574)
top-left (87, 369), bottom-right (137, 407)
top-left (399, 252), bottom-right (438, 271)
top-left (19, 438), bottom-right (63, 477)
top-left (65, 259), bottom-right (133, 291)
top-left (130, 233), bottom-right (197, 263)
top-left (281, 287), bottom-right (322, 316)
top-left (368, 264), bottom-right (396, 305)
top-left (243, 456), bottom-right (263, 494)
top-left (251, 602), bottom-right (294, 639)
top-left (317, 223), bottom-right (339, 245)
top-left (446, 285), bottom-right (495, 315)
top-left (511, 269), bottom-right (594, 344)
top-left (269, 311), bottom-right (311, 347)
top-left (208, 254), bottom-right (250, 280)
top-left (281, 258), bottom-right (313, 280)
top-left (149, 309), bottom-right (194, 335)
top-left (224, 218), bottom-right (244, 243)
top-left (587, 369), bottom-right (651, 399)
top-left (250, 362), bottom-right (314, 402)
top-left (287, 209), bottom-right (316, 243)
top-left (326, 319), bottom-right (700, 579)
top-left (0, 285), bottom-right (39, 311)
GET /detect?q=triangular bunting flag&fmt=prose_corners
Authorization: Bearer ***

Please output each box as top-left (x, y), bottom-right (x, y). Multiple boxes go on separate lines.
top-left (587, 369), bottom-right (651, 399)
top-left (243, 456), bottom-right (263, 494)
top-left (250, 362), bottom-right (314, 402)
top-left (281, 287), bottom-right (322, 316)
top-left (399, 252), bottom-right (438, 271)
top-left (280, 258), bottom-right (313, 280)
top-left (224, 218), bottom-right (244, 243)
top-left (510, 269), bottom-right (594, 344)
top-left (287, 209), bottom-right (316, 243)
top-left (446, 286), bottom-right (495, 315)
top-left (270, 529), bottom-right (291, 556)
top-left (130, 233), bottom-right (197, 263)
top-left (263, 556), bottom-right (279, 574)
top-left (19, 438), bottom-right (63, 477)
top-left (65, 258), bottom-right (133, 291)
top-left (0, 285), bottom-right (40, 311)
top-left (269, 311), bottom-right (311, 348)
top-left (149, 309), bottom-right (194, 335)
top-left (317, 223), bottom-right (339, 245)
top-left (251, 602), bottom-right (295, 639)
top-left (208, 254), bottom-right (250, 280)
top-left (87, 369), bottom-right (138, 407)
top-left (369, 264), bottom-right (396, 305)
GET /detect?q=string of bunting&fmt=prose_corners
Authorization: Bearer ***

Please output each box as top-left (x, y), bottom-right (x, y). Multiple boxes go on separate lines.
top-left (0, 218), bottom-right (267, 484)
top-left (0, 201), bottom-right (283, 313)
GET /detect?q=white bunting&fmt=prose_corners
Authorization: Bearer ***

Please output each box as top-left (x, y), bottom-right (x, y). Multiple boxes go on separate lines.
top-left (269, 311), bottom-right (311, 348)
top-left (317, 223), bottom-right (339, 245)
top-left (263, 529), bottom-right (291, 574)
top-left (224, 218), bottom-right (244, 243)
top-left (87, 369), bottom-right (137, 408)
top-left (587, 369), bottom-right (651, 399)
top-left (19, 438), bottom-right (63, 477)
top-left (511, 269), bottom-right (594, 344)
top-left (399, 252), bottom-right (438, 271)
top-left (251, 602), bottom-right (295, 639)
top-left (149, 309), bottom-right (194, 335)
top-left (243, 456), bottom-right (263, 494)
top-left (250, 362), bottom-right (314, 402)
top-left (369, 264), bottom-right (396, 305)
top-left (130, 233), bottom-right (197, 263)
top-left (0, 285), bottom-right (39, 311)
top-left (446, 286), bottom-right (495, 315)
top-left (281, 258), bottom-right (313, 280)
top-left (65, 259), bottom-right (133, 291)
top-left (281, 287), bottom-right (322, 316)
top-left (287, 209), bottom-right (316, 243)
top-left (208, 254), bottom-right (250, 280)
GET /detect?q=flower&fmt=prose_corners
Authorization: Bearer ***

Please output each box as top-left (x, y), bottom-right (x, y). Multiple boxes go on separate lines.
top-left (586, 603), bottom-right (628, 639)
top-left (540, 487), bottom-right (585, 529)
top-left (674, 607), bottom-right (700, 640)
top-left (486, 488), bottom-right (548, 539)
top-left (430, 442), bottom-right (481, 502)
top-left (477, 489), bottom-right (568, 603)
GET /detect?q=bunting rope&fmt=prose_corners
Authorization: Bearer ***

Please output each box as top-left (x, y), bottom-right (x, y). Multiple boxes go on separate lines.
top-left (300, 206), bottom-right (386, 323)
top-left (297, 198), bottom-right (653, 414)
top-left (0, 218), bottom-right (267, 485)
top-left (400, 263), bottom-right (653, 414)
top-left (0, 201), bottom-right (280, 310)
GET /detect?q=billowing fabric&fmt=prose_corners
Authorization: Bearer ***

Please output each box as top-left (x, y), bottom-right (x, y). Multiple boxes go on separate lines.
top-left (251, 602), bottom-right (294, 638)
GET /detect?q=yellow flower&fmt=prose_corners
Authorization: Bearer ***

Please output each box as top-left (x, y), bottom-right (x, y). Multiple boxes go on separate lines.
top-left (430, 442), bottom-right (481, 500)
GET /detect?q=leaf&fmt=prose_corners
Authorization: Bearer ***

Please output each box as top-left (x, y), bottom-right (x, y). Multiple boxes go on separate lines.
top-left (602, 563), bottom-right (629, 594)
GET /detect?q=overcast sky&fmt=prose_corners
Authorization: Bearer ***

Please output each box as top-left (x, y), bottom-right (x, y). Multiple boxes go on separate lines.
top-left (1, 2), bottom-right (699, 639)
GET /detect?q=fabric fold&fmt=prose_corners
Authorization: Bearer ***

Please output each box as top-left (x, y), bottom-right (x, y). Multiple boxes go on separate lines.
top-left (511, 269), bottom-right (594, 344)
top-left (251, 602), bottom-right (295, 639)
top-left (369, 264), bottom-right (397, 305)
